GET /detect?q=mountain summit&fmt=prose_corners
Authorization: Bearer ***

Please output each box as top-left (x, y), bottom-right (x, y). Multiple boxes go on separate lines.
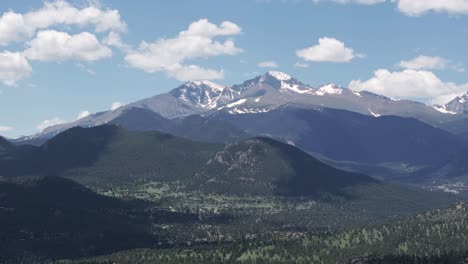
top-left (443, 92), bottom-right (468, 115)
top-left (170, 80), bottom-right (232, 110)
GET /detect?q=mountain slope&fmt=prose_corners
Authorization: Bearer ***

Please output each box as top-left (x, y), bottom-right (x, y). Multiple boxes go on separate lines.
top-left (440, 116), bottom-right (468, 139)
top-left (192, 137), bottom-right (377, 196)
top-left (420, 146), bottom-right (468, 186)
top-left (211, 105), bottom-right (465, 165)
top-left (0, 126), bottom-right (223, 187)
top-left (109, 107), bottom-right (250, 143)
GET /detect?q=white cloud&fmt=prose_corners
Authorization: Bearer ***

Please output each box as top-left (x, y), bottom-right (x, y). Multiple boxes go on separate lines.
top-left (349, 69), bottom-right (468, 105)
top-left (37, 117), bottom-right (66, 132)
top-left (76, 110), bottom-right (91, 120)
top-left (313, 0), bottom-right (385, 5)
top-left (399, 56), bottom-right (449, 70)
top-left (125, 19), bottom-right (242, 81)
top-left (396, 0), bottom-right (468, 16)
top-left (258, 61), bottom-right (279, 68)
top-left (180, 19), bottom-right (241, 37)
top-left (0, 126), bottom-right (13, 132)
top-left (0, 51), bottom-right (32, 86)
top-left (24, 30), bottom-right (112, 62)
top-left (103, 31), bottom-right (131, 52)
top-left (0, 0), bottom-right (126, 46)
top-left (294, 62), bottom-right (310, 68)
top-left (111, 101), bottom-right (123, 110)
top-left (296, 37), bottom-right (361, 63)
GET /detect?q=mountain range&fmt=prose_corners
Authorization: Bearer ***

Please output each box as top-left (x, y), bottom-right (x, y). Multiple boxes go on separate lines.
top-left (16, 71), bottom-right (466, 144)
top-left (8, 71), bottom-right (468, 185)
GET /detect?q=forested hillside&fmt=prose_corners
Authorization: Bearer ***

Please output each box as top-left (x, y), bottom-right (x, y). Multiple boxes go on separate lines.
top-left (67, 204), bottom-right (468, 264)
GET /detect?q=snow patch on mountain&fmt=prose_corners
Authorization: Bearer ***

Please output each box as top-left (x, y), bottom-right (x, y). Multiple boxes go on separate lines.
top-left (316, 84), bottom-right (343, 96)
top-left (433, 105), bottom-right (457, 115)
top-left (281, 83), bottom-right (313, 94)
top-left (189, 80), bottom-right (226, 91)
top-left (228, 107), bottom-right (271, 114)
top-left (368, 108), bottom-right (381, 117)
top-left (226, 98), bottom-right (247, 108)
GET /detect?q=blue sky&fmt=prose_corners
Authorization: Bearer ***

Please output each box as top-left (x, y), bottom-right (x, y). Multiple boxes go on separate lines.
top-left (0, 0), bottom-right (467, 138)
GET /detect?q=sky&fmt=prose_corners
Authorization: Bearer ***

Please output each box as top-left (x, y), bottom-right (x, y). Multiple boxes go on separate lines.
top-left (0, 0), bottom-right (467, 138)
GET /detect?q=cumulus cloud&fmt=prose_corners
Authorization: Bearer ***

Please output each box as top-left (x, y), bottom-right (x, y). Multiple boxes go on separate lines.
top-left (396, 0), bottom-right (468, 16)
top-left (399, 55), bottom-right (465, 72)
top-left (37, 117), bottom-right (66, 132)
top-left (0, 51), bottom-right (32, 86)
top-left (258, 61), bottom-right (279, 68)
top-left (125, 19), bottom-right (242, 81)
top-left (296, 37), bottom-right (361, 63)
top-left (0, 1), bottom-right (124, 85)
top-left (313, 0), bottom-right (385, 5)
top-left (0, 126), bottom-right (13, 132)
top-left (24, 30), bottom-right (112, 62)
top-left (349, 69), bottom-right (468, 105)
top-left (179, 19), bottom-right (241, 37)
top-left (76, 110), bottom-right (91, 120)
top-left (111, 101), bottom-right (123, 110)
top-left (0, 0), bottom-right (126, 46)
top-left (103, 31), bottom-right (131, 52)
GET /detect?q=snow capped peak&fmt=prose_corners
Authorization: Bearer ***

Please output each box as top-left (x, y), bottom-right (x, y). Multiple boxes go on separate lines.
top-left (186, 80), bottom-right (226, 91)
top-left (455, 93), bottom-right (468, 104)
top-left (170, 80), bottom-right (233, 110)
top-left (315, 83), bottom-right (343, 96)
top-left (441, 92), bottom-right (468, 115)
top-left (254, 71), bottom-right (313, 94)
top-left (266, 71), bottom-right (292, 81)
